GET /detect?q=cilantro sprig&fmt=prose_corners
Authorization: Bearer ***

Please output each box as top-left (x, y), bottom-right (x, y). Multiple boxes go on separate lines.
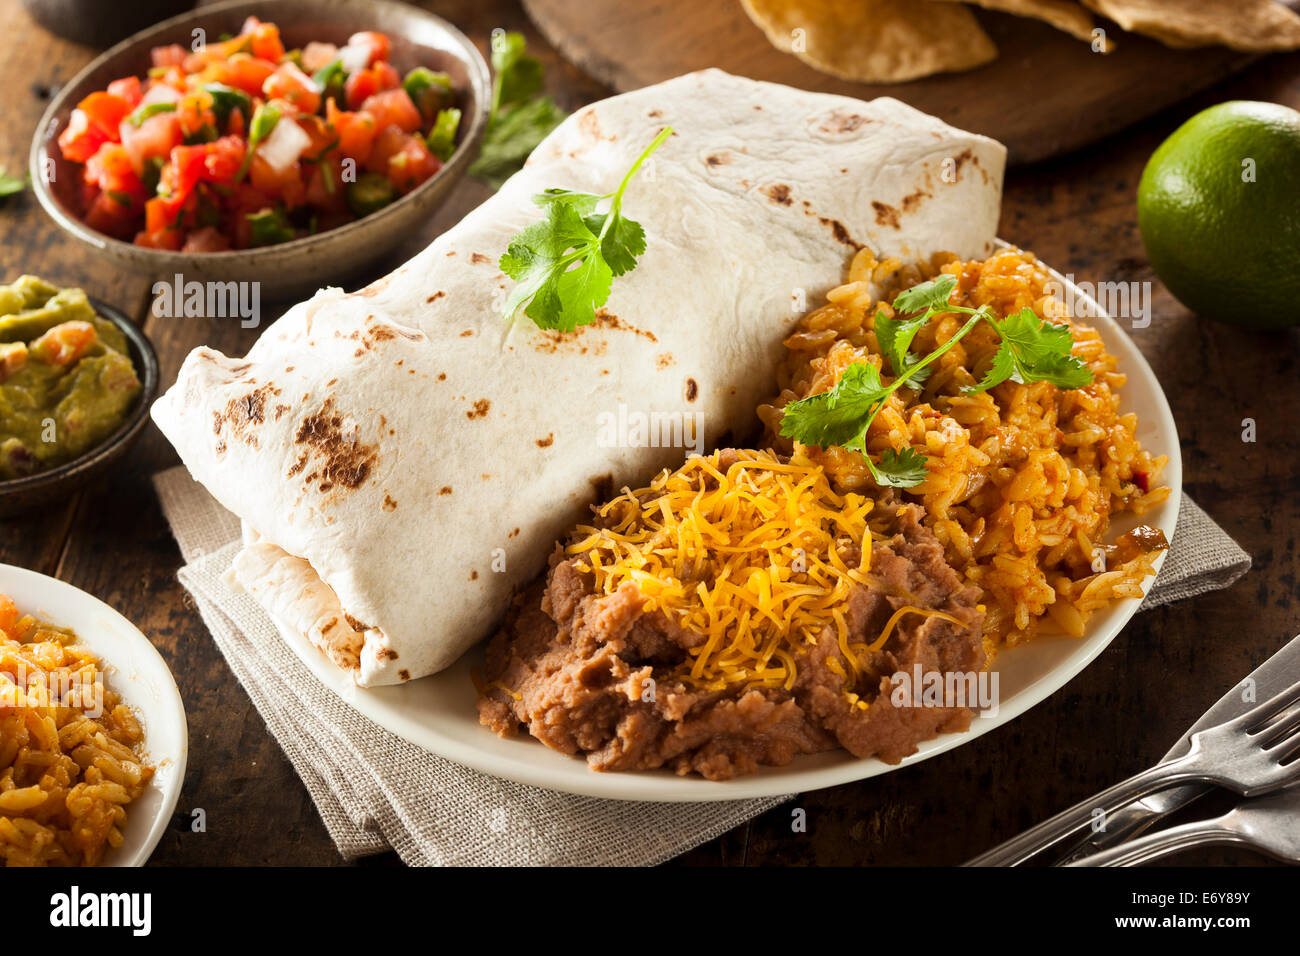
top-left (779, 274), bottom-right (1093, 488)
top-left (469, 32), bottom-right (567, 191)
top-left (500, 126), bottom-right (670, 332)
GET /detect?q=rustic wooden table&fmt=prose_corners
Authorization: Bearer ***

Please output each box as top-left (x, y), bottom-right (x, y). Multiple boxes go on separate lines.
top-left (2, 0), bottom-right (1297, 867)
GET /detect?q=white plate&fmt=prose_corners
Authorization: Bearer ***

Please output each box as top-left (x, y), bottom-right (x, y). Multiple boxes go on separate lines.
top-left (271, 259), bottom-right (1182, 801)
top-left (0, 564), bottom-right (188, 863)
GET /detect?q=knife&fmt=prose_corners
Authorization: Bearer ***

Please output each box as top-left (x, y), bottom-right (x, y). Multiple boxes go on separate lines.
top-left (968, 634), bottom-right (1300, 866)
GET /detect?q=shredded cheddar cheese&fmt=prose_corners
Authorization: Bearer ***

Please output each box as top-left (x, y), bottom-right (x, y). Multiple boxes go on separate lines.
top-left (567, 450), bottom-right (879, 693)
top-left (867, 605), bottom-right (970, 653)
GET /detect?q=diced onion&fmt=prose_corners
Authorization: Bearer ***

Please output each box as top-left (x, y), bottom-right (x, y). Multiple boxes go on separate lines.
top-left (339, 43), bottom-right (370, 75)
top-left (256, 116), bottom-right (312, 173)
top-left (140, 83), bottom-right (182, 106)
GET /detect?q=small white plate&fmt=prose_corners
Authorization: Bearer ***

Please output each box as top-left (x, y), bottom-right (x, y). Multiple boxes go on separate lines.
top-left (0, 564), bottom-right (188, 864)
top-left (271, 258), bottom-right (1182, 801)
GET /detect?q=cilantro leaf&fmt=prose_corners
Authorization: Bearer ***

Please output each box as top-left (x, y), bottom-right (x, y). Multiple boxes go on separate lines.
top-left (587, 211), bottom-right (645, 277)
top-left (490, 32), bottom-right (544, 112)
top-left (778, 362), bottom-right (889, 453)
top-left (872, 446), bottom-right (930, 487)
top-left (500, 128), bottom-right (671, 331)
top-left (534, 188), bottom-right (600, 215)
top-left (779, 362), bottom-right (931, 488)
top-left (964, 307), bottom-right (1092, 393)
top-left (874, 310), bottom-right (929, 379)
top-left (779, 274), bottom-right (1091, 490)
top-left (0, 168), bottom-right (26, 201)
top-left (470, 33), bottom-right (566, 191)
top-left (892, 274), bottom-right (957, 316)
top-left (500, 203), bottom-right (600, 330)
top-left (470, 95), bottom-right (566, 191)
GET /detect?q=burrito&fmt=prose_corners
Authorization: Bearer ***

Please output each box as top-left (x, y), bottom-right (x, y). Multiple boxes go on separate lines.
top-left (152, 69), bottom-right (1005, 687)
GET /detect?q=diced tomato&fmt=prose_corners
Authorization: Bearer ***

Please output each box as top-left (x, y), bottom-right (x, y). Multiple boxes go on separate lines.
top-left (301, 41), bottom-right (339, 73)
top-left (177, 88), bottom-right (217, 140)
top-left (158, 144), bottom-right (209, 201)
top-left (304, 156), bottom-right (348, 213)
top-left (84, 142), bottom-right (146, 202)
top-left (248, 154), bottom-right (305, 209)
top-left (183, 47), bottom-right (217, 74)
top-left (119, 111), bottom-right (182, 177)
top-left (106, 76), bottom-right (143, 108)
top-left (248, 21), bottom-right (284, 62)
top-left (296, 115), bottom-right (335, 161)
top-left (82, 92), bottom-right (133, 135)
top-left (343, 69), bottom-right (379, 110)
top-left (212, 53), bottom-right (278, 97)
top-left (374, 61), bottom-right (400, 91)
top-left (389, 140), bottom-right (440, 192)
top-left (181, 226), bottom-right (231, 253)
top-left (347, 31), bottom-right (391, 67)
top-left (204, 135), bottom-right (246, 180)
top-left (368, 126), bottom-right (439, 191)
top-left (263, 62), bottom-right (321, 114)
top-left (0, 343), bottom-right (27, 383)
top-left (154, 65), bottom-right (190, 93)
top-left (150, 43), bottom-right (187, 68)
top-left (227, 181), bottom-right (273, 215)
top-left (135, 227), bottom-right (185, 250)
top-left (144, 193), bottom-right (187, 233)
top-left (366, 125), bottom-right (405, 174)
top-left (327, 100), bottom-right (377, 165)
top-left (344, 61), bottom-right (399, 109)
top-left (158, 135), bottom-right (246, 202)
top-left (83, 191), bottom-right (138, 240)
top-left (360, 89), bottom-right (421, 134)
top-left (29, 321), bottom-right (96, 367)
top-left (58, 110), bottom-right (109, 163)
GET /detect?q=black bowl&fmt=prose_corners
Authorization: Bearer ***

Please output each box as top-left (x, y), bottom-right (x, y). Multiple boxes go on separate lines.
top-left (0, 300), bottom-right (160, 518)
top-left (20, 0), bottom-right (199, 48)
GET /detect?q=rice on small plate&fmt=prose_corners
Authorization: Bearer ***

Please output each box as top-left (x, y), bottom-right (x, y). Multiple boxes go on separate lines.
top-left (0, 565), bottom-right (186, 865)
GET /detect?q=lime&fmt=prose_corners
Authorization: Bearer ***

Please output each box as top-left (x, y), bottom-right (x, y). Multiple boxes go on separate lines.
top-left (1137, 100), bottom-right (1300, 330)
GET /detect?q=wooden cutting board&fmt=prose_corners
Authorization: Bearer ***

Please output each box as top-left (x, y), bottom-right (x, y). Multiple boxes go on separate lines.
top-left (522, 0), bottom-right (1258, 164)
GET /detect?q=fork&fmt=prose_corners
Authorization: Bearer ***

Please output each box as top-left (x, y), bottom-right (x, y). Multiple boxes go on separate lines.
top-left (1067, 784), bottom-right (1300, 866)
top-left (966, 680), bottom-right (1300, 866)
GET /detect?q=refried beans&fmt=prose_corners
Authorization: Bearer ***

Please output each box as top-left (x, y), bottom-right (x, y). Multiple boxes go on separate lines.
top-left (478, 451), bottom-right (986, 780)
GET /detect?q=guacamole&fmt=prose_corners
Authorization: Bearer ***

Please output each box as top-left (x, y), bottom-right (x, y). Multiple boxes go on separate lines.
top-left (0, 276), bottom-right (142, 480)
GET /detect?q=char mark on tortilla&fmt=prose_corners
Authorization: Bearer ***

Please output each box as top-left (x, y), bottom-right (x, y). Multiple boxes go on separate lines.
top-left (294, 397), bottom-right (379, 494)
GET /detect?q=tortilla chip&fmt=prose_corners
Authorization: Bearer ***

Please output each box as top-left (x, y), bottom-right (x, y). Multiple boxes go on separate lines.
top-left (740, 0), bottom-right (998, 83)
top-left (934, 0), bottom-right (1108, 47)
top-left (1081, 0), bottom-right (1300, 51)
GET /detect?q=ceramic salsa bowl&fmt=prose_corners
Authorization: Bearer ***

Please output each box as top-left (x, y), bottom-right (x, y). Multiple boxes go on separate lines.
top-left (29, 0), bottom-right (491, 300)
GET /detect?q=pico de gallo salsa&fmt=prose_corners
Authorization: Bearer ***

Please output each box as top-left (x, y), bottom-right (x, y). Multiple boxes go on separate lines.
top-left (57, 17), bottom-right (463, 251)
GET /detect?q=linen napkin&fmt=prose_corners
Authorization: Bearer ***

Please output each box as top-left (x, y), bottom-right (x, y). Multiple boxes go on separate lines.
top-left (154, 467), bottom-right (1250, 865)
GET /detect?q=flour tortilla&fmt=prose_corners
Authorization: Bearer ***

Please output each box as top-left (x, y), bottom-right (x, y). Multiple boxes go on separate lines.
top-left (152, 70), bottom-right (1005, 687)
